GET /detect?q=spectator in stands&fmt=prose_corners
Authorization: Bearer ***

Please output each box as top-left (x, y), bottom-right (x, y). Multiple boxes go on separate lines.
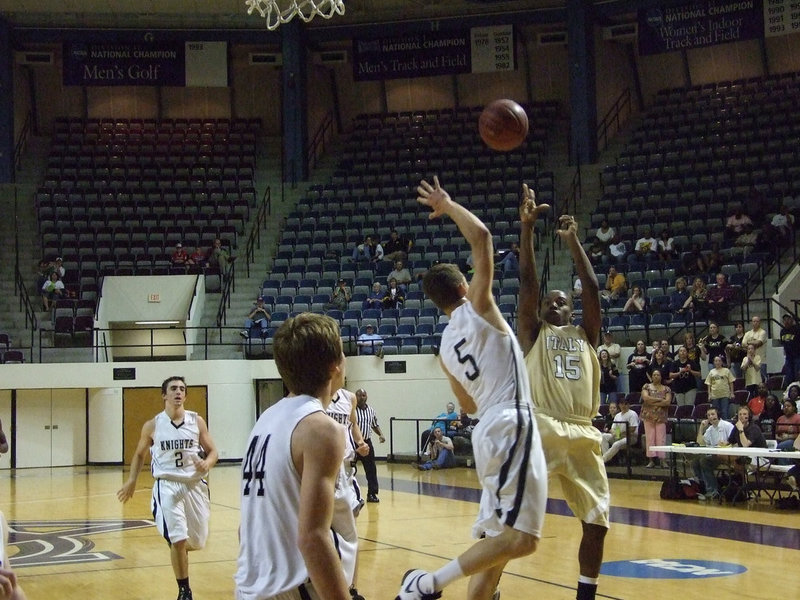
top-left (622, 285), bottom-right (645, 314)
top-left (681, 243), bottom-right (709, 278)
top-left (240, 296), bottom-right (271, 339)
top-left (387, 260), bottom-right (412, 290)
top-left (705, 243), bottom-right (724, 274)
top-left (598, 349), bottom-right (619, 404)
top-left (189, 246), bottom-right (207, 267)
top-left (363, 282), bottom-right (384, 310)
top-left (352, 235), bottom-right (383, 263)
top-left (357, 324), bottom-right (384, 357)
top-left (648, 348), bottom-right (672, 382)
top-left (601, 397), bottom-right (640, 464)
top-left (705, 272), bottom-right (735, 321)
top-left (595, 219), bottom-right (615, 250)
top-left (727, 405), bottom-right (766, 457)
top-left (780, 313), bottom-right (800, 384)
top-left (41, 271), bottom-right (64, 312)
top-left (35, 258), bottom-right (51, 294)
top-left (641, 368), bottom-right (671, 468)
top-left (496, 242), bottom-right (520, 272)
top-left (775, 399), bottom-right (800, 452)
top-left (682, 277), bottom-right (709, 320)
top-left (657, 229), bottom-right (677, 262)
top-left (601, 265), bottom-right (627, 300)
top-left (692, 407), bottom-right (735, 502)
top-left (627, 340), bottom-right (651, 396)
top-left (742, 343), bottom-right (762, 395)
top-left (171, 243), bottom-right (189, 269)
top-left (588, 242), bottom-right (606, 266)
top-left (607, 234), bottom-right (628, 264)
top-left (726, 321), bottom-right (747, 378)
top-left (742, 315), bottom-right (768, 382)
top-left (598, 331), bottom-right (622, 371)
top-left (383, 229), bottom-right (412, 262)
top-left (669, 346), bottom-right (701, 407)
top-left (669, 277), bottom-right (690, 315)
top-left (700, 322), bottom-right (728, 368)
top-left (630, 227), bottom-right (658, 264)
top-left (414, 427), bottom-right (455, 471)
top-left (208, 238), bottom-right (233, 273)
top-left (659, 339), bottom-right (674, 361)
top-left (705, 355), bottom-right (736, 420)
top-left (725, 207), bottom-right (754, 240)
top-left (431, 401), bottom-right (459, 434)
top-left (325, 278), bottom-right (351, 311)
top-left (734, 223), bottom-right (760, 255)
top-left (52, 256), bottom-right (65, 279)
top-left (381, 278), bottom-right (405, 309)
top-left (770, 205), bottom-right (795, 245)
top-left (748, 385), bottom-right (767, 421)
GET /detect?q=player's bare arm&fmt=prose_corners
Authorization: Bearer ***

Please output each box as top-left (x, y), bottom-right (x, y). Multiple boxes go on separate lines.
top-left (293, 413), bottom-right (350, 600)
top-left (558, 214), bottom-right (602, 348)
top-left (417, 176), bottom-right (504, 326)
top-left (196, 416), bottom-right (219, 473)
top-left (117, 418), bottom-right (155, 503)
top-left (517, 184), bottom-right (550, 354)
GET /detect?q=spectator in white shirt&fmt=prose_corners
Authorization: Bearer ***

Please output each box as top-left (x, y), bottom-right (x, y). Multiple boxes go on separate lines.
top-left (601, 398), bottom-right (640, 463)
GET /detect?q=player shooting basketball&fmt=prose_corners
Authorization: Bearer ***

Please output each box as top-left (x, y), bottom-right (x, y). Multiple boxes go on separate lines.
top-left (516, 185), bottom-right (609, 600)
top-left (396, 177), bottom-right (548, 600)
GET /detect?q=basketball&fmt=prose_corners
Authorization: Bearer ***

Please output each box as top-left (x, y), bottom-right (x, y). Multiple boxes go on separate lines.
top-left (478, 99), bottom-right (529, 152)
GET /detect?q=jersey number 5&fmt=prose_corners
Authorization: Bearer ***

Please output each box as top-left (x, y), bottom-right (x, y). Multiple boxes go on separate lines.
top-left (553, 354), bottom-right (581, 380)
top-left (454, 338), bottom-right (480, 381)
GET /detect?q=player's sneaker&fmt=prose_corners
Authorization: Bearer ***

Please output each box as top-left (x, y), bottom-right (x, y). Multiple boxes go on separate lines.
top-left (395, 569), bottom-right (441, 600)
top-left (177, 588), bottom-right (193, 600)
top-left (350, 587), bottom-right (366, 600)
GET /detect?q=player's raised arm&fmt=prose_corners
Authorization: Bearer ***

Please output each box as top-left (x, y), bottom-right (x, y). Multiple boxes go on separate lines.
top-left (558, 214), bottom-right (602, 348)
top-left (517, 184), bottom-right (549, 354)
top-left (417, 176), bottom-right (495, 315)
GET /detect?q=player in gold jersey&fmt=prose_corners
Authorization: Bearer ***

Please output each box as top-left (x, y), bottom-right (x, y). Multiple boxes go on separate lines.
top-left (516, 184), bottom-right (609, 600)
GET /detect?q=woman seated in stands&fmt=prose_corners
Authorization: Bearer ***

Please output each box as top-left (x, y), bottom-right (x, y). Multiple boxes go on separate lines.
top-left (705, 242), bottom-right (724, 274)
top-left (682, 277), bottom-right (709, 319)
top-left (657, 229), bottom-right (677, 262)
top-left (41, 271), bottom-right (65, 312)
top-left (623, 285), bottom-right (646, 314)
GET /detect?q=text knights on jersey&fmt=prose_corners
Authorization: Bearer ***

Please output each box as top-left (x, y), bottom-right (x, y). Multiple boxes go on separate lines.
top-left (160, 439), bottom-right (197, 451)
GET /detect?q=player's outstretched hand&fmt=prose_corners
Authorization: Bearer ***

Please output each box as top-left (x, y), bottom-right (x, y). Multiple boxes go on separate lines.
top-left (519, 183), bottom-right (549, 225)
top-left (417, 176), bottom-right (452, 219)
top-left (555, 214), bottom-right (578, 241)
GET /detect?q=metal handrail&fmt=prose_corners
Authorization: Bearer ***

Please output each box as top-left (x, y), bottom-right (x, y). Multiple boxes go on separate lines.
top-left (306, 110), bottom-right (335, 172)
top-left (597, 87), bottom-right (632, 153)
top-left (13, 110), bottom-right (33, 177)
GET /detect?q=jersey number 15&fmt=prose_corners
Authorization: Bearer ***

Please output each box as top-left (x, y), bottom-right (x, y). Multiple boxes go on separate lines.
top-left (553, 354), bottom-right (582, 380)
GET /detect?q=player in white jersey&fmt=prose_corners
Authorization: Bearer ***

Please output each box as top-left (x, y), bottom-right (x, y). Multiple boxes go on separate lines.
top-left (326, 387), bottom-right (370, 600)
top-left (396, 177), bottom-right (547, 600)
top-left (118, 376), bottom-right (219, 600)
top-left (0, 511), bottom-right (27, 599)
top-left (516, 185), bottom-right (609, 600)
top-left (235, 313), bottom-right (355, 600)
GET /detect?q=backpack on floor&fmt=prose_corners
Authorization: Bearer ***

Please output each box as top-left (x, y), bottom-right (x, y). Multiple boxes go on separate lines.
top-left (660, 477), bottom-right (699, 500)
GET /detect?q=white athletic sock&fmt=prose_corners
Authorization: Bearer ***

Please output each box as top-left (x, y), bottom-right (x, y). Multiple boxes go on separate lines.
top-left (432, 559), bottom-right (465, 591)
top-left (578, 575), bottom-right (598, 585)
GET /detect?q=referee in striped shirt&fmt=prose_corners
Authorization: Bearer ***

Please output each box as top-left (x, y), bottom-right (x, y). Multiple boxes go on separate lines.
top-left (354, 388), bottom-right (385, 503)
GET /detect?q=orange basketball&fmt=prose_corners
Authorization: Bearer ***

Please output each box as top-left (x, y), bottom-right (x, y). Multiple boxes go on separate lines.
top-left (478, 99), bottom-right (529, 152)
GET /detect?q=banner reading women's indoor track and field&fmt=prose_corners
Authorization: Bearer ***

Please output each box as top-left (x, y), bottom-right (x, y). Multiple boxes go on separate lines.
top-left (63, 41), bottom-right (228, 87)
top-left (638, 0), bottom-right (764, 55)
top-left (352, 25), bottom-right (514, 81)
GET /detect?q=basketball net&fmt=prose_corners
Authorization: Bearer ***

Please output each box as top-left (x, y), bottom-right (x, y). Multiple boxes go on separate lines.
top-left (245, 0), bottom-right (345, 30)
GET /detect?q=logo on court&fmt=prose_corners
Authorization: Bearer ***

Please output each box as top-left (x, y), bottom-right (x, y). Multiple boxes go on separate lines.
top-left (601, 558), bottom-right (747, 579)
top-left (8, 519), bottom-right (155, 568)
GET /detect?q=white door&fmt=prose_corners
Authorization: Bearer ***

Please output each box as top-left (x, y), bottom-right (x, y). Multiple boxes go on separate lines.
top-left (15, 389), bottom-right (87, 468)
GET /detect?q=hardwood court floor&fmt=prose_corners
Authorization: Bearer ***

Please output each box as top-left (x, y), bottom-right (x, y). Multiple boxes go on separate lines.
top-left (1, 462), bottom-right (798, 599)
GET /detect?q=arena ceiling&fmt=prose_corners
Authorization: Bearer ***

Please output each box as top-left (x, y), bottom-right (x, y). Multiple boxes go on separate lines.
top-left (0, 0), bottom-right (570, 30)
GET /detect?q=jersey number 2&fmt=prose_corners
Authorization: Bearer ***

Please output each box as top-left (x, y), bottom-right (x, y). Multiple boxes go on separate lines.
top-left (553, 355), bottom-right (581, 380)
top-left (454, 338), bottom-right (480, 381)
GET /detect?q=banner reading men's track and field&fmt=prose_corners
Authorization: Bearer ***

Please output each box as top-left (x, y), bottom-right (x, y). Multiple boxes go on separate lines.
top-left (638, 0), bottom-right (764, 55)
top-left (63, 41), bottom-right (228, 87)
top-left (352, 25), bottom-right (514, 81)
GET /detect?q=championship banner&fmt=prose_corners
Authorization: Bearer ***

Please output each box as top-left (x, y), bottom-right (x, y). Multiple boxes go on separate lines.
top-left (764, 0), bottom-right (800, 37)
top-left (638, 0), bottom-right (764, 55)
top-left (63, 41), bottom-right (228, 87)
top-left (352, 25), bottom-right (514, 81)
